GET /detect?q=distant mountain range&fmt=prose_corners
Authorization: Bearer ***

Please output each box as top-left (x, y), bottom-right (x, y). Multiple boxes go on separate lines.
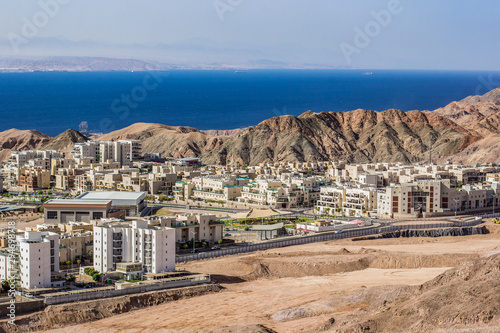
top-left (1, 87), bottom-right (500, 165)
top-left (0, 37), bottom-right (349, 71)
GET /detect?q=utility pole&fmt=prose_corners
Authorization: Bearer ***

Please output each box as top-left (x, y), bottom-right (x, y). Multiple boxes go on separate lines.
top-left (190, 230), bottom-right (197, 253)
top-left (493, 192), bottom-right (496, 216)
top-left (453, 198), bottom-right (460, 217)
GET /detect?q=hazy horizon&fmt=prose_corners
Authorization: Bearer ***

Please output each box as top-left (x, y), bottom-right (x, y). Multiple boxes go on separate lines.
top-left (0, 0), bottom-right (499, 70)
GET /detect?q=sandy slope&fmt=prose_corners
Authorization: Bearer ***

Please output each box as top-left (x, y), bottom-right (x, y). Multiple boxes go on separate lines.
top-left (44, 225), bottom-right (500, 333)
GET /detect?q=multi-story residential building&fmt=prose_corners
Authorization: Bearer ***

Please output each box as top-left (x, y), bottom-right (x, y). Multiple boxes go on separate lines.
top-left (93, 220), bottom-right (175, 274)
top-left (9, 150), bottom-right (60, 167)
top-left (55, 168), bottom-right (78, 190)
top-left (191, 175), bottom-right (243, 202)
top-left (59, 231), bottom-right (93, 264)
top-left (99, 140), bottom-right (141, 167)
top-left (173, 181), bottom-right (194, 201)
top-left (377, 180), bottom-right (500, 217)
top-left (72, 141), bottom-right (100, 161)
top-left (316, 186), bottom-right (378, 217)
top-left (0, 231), bottom-right (60, 289)
top-left (19, 168), bottom-right (50, 191)
top-left (72, 140), bottom-right (141, 166)
top-left (237, 176), bottom-right (322, 208)
top-left (147, 214), bottom-right (224, 244)
top-left (146, 170), bottom-right (177, 195)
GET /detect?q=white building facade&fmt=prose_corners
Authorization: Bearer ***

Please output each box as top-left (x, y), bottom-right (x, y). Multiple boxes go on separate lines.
top-left (94, 220), bottom-right (175, 274)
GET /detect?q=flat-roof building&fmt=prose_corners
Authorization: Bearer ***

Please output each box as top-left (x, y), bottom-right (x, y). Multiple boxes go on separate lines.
top-left (77, 191), bottom-right (146, 216)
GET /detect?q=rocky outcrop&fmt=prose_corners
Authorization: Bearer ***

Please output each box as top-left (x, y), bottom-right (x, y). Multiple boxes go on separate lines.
top-left (0, 128), bottom-right (51, 161)
top-left (42, 129), bottom-right (88, 152)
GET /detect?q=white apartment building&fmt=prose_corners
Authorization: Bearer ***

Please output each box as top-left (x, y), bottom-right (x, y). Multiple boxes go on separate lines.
top-left (72, 140), bottom-right (141, 167)
top-left (72, 141), bottom-right (100, 160)
top-left (94, 220), bottom-right (175, 274)
top-left (9, 150), bottom-right (60, 167)
top-left (0, 231), bottom-right (60, 289)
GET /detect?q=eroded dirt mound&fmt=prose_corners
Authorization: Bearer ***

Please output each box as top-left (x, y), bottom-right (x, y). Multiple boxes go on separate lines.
top-left (332, 254), bottom-right (500, 332)
top-left (201, 252), bottom-right (477, 281)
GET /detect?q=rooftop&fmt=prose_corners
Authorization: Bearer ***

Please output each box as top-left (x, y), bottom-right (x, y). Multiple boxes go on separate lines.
top-left (77, 191), bottom-right (145, 206)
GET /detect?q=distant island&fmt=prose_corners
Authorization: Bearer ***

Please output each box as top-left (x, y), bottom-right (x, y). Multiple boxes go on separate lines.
top-left (0, 56), bottom-right (350, 72)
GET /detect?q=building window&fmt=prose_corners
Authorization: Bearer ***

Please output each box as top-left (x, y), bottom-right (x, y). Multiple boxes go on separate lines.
top-left (92, 212), bottom-right (103, 219)
top-left (47, 211), bottom-right (58, 219)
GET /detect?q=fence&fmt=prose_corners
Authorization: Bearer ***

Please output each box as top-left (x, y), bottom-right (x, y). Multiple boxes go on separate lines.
top-left (43, 274), bottom-right (210, 305)
top-left (176, 217), bottom-right (485, 263)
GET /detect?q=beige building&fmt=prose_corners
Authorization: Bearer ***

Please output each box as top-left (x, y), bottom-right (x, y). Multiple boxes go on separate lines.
top-left (59, 231), bottom-right (93, 264)
top-left (19, 168), bottom-right (50, 191)
top-left (317, 186), bottom-right (377, 217)
top-left (147, 214), bottom-right (224, 244)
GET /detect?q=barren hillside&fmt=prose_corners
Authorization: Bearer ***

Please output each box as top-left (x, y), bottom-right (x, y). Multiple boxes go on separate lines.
top-left (0, 128), bottom-right (51, 161)
top-left (23, 221), bottom-right (500, 333)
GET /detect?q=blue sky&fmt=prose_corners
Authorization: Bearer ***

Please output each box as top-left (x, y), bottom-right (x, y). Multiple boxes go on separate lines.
top-left (0, 0), bottom-right (499, 70)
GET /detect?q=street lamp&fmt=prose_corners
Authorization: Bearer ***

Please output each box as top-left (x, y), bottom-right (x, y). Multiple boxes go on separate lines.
top-left (68, 247), bottom-right (76, 272)
top-left (190, 230), bottom-right (197, 253)
top-left (453, 198), bottom-right (460, 217)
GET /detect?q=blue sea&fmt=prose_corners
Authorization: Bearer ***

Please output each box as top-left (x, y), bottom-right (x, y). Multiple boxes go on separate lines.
top-left (0, 69), bottom-right (499, 136)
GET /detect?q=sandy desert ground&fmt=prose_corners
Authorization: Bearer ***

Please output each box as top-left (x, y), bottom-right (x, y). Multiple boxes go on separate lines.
top-left (41, 220), bottom-right (500, 333)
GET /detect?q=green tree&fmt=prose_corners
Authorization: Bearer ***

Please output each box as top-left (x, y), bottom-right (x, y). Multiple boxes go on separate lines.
top-left (1, 280), bottom-right (11, 293)
top-left (65, 260), bottom-right (71, 266)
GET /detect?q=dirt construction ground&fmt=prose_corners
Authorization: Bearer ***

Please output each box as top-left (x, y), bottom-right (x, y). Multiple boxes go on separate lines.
top-left (40, 220), bottom-right (500, 333)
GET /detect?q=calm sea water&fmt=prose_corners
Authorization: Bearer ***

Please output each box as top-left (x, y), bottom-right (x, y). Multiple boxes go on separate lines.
top-left (0, 69), bottom-right (499, 136)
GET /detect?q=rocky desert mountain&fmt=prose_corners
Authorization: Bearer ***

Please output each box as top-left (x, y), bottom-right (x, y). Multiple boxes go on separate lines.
top-left (42, 129), bottom-right (89, 153)
top-left (2, 87), bottom-right (500, 165)
top-left (199, 109), bottom-right (480, 165)
top-left (0, 128), bottom-right (51, 161)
